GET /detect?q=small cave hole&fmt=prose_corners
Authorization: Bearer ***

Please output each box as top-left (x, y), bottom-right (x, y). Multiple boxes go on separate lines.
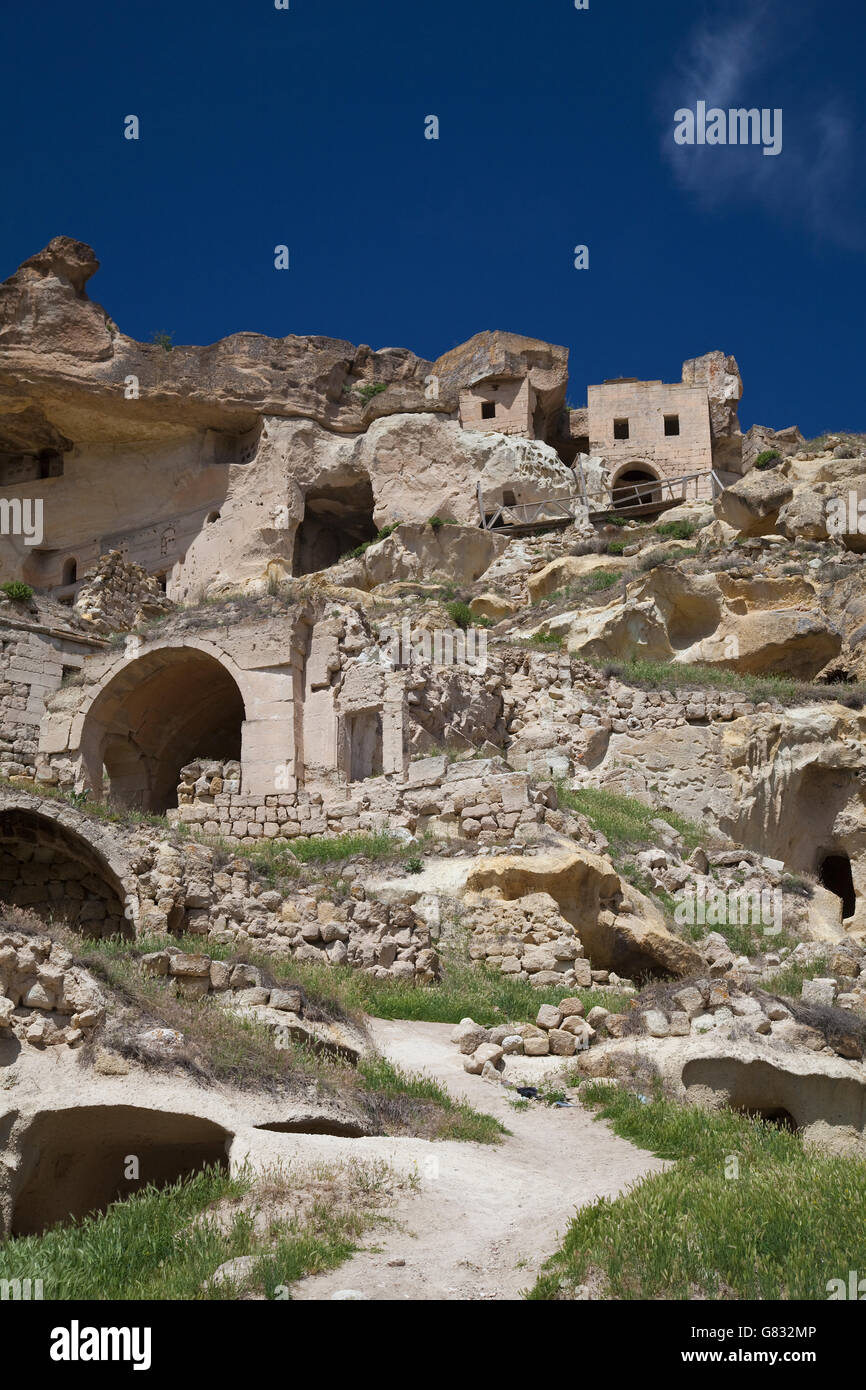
top-left (819, 852), bottom-right (856, 920)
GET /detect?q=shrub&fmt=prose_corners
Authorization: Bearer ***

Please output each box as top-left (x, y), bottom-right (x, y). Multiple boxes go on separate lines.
top-left (150, 330), bottom-right (174, 352)
top-left (606, 540), bottom-right (626, 555)
top-left (0, 581), bottom-right (33, 602)
top-left (655, 519), bottom-right (696, 540)
top-left (445, 600), bottom-right (472, 630)
top-left (754, 449), bottom-right (781, 469)
top-left (356, 382), bottom-right (387, 403)
top-left (428, 516), bottom-right (445, 530)
top-left (587, 570), bottom-right (620, 592)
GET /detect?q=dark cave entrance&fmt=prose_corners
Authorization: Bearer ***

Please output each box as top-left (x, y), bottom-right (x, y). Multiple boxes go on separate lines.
top-left (819, 852), bottom-right (856, 920)
top-left (10, 1106), bottom-right (231, 1236)
top-left (293, 478), bottom-right (377, 575)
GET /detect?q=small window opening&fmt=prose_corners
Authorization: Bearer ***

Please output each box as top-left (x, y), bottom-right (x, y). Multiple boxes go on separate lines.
top-left (664, 414), bottom-right (680, 436)
top-left (481, 401), bottom-right (496, 420)
top-left (614, 418), bottom-right (629, 440)
top-left (61, 558), bottom-right (77, 586)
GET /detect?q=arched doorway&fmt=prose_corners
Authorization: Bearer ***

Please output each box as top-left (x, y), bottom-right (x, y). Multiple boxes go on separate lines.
top-left (819, 851), bottom-right (856, 920)
top-left (611, 466), bottom-right (661, 509)
top-left (80, 647), bottom-right (246, 813)
top-left (0, 807), bottom-right (131, 938)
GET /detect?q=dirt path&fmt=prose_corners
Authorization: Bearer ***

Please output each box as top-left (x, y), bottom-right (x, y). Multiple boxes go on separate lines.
top-left (291, 1018), bottom-right (667, 1301)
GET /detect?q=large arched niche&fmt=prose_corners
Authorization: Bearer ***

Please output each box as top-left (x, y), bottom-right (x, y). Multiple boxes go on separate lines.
top-left (79, 646), bottom-right (246, 814)
top-left (0, 806), bottom-right (131, 939)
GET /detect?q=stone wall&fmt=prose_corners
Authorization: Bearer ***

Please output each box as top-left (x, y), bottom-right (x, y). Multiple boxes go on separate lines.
top-left (0, 927), bottom-right (105, 1046)
top-left (587, 379), bottom-right (713, 493)
top-left (133, 837), bottom-right (438, 979)
top-left (0, 611), bottom-right (103, 781)
top-left (171, 754), bottom-right (570, 849)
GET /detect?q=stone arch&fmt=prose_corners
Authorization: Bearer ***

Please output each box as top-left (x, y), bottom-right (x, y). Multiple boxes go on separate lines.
top-left (0, 792), bottom-right (136, 939)
top-left (610, 461), bottom-right (662, 508)
top-left (78, 642), bottom-right (248, 814)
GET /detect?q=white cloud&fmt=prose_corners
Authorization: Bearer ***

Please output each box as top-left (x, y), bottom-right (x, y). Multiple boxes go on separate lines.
top-left (660, 1), bottom-right (861, 248)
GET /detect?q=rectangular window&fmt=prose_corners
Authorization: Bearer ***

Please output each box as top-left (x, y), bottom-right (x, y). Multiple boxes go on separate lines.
top-left (664, 414), bottom-right (680, 436)
top-left (481, 401), bottom-right (496, 420)
top-left (613, 418), bottom-right (629, 440)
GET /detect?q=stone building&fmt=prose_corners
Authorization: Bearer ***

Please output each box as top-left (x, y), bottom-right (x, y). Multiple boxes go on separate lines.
top-left (586, 352), bottom-right (744, 506)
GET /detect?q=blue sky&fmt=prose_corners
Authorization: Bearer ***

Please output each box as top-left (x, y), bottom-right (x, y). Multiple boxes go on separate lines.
top-left (1, 0), bottom-right (864, 435)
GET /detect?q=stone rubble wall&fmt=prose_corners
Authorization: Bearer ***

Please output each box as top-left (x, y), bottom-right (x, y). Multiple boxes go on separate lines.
top-left (133, 838), bottom-right (439, 981)
top-left (461, 889), bottom-right (636, 989)
top-left (0, 620), bottom-right (97, 780)
top-left (501, 651), bottom-right (758, 777)
top-left (172, 754), bottom-right (578, 850)
top-left (0, 929), bottom-right (105, 1047)
top-left (72, 548), bottom-right (174, 634)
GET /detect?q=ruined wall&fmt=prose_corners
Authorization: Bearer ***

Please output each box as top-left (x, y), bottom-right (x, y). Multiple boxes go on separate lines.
top-left (0, 612), bottom-right (103, 781)
top-left (169, 754), bottom-right (566, 849)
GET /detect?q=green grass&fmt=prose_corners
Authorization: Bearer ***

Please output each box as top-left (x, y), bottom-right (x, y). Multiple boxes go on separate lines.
top-left (530, 1083), bottom-right (866, 1300)
top-left (762, 956), bottom-right (828, 998)
top-left (235, 831), bottom-right (398, 884)
top-left (587, 570), bottom-right (620, 592)
top-left (556, 782), bottom-right (704, 854)
top-left (268, 951), bottom-right (633, 1026)
top-left (0, 778), bottom-right (181, 834)
top-left (0, 1160), bottom-right (399, 1301)
top-left (358, 1054), bottom-right (506, 1144)
top-left (654, 519), bottom-right (698, 540)
top-left (592, 658), bottom-right (866, 709)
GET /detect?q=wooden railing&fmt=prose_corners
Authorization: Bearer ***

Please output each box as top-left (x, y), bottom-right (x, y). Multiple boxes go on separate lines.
top-left (477, 469), bottom-right (724, 530)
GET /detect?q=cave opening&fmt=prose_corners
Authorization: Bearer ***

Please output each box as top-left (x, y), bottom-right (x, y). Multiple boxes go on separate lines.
top-left (10, 1106), bottom-right (231, 1236)
top-left (81, 648), bottom-right (245, 813)
top-left (0, 807), bottom-right (131, 939)
top-left (819, 851), bottom-right (856, 919)
top-left (293, 478), bottom-right (377, 575)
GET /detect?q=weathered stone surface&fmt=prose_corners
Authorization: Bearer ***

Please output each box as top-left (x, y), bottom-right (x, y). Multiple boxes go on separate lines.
top-left (714, 469), bottom-right (793, 536)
